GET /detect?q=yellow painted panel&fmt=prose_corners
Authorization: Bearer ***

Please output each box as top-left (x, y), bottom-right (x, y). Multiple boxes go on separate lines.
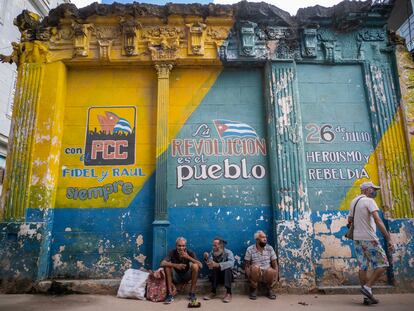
top-left (56, 67), bottom-right (157, 208)
top-left (166, 67), bottom-right (222, 158)
top-left (339, 109), bottom-right (413, 218)
top-left (56, 66), bottom-right (223, 208)
top-left (339, 152), bottom-right (381, 210)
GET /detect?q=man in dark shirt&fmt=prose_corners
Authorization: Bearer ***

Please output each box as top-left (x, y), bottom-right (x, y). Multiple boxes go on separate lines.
top-left (161, 236), bottom-right (202, 304)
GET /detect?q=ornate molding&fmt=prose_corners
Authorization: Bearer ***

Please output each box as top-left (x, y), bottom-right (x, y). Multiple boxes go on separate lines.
top-left (143, 26), bottom-right (184, 61)
top-left (95, 24), bottom-right (121, 40)
top-left (301, 27), bottom-right (318, 58)
top-left (1, 41), bottom-right (49, 65)
top-left (239, 21), bottom-right (257, 57)
top-left (98, 40), bottom-right (112, 62)
top-left (317, 29), bottom-right (340, 63)
top-left (265, 27), bottom-right (295, 40)
top-left (121, 19), bottom-right (141, 56)
top-left (358, 29), bottom-right (385, 41)
top-left (186, 22), bottom-right (207, 56)
top-left (155, 62), bottom-right (174, 79)
top-left (72, 23), bottom-right (93, 57)
top-left (5, 3), bottom-right (392, 65)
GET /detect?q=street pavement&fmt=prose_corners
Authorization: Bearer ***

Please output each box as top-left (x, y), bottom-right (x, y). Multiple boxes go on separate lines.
top-left (0, 293), bottom-right (414, 311)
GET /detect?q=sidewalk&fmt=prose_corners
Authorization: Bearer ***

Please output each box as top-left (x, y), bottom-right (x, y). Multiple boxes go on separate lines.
top-left (1, 294), bottom-right (413, 311)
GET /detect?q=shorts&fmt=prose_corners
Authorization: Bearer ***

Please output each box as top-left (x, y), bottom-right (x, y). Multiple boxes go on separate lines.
top-left (354, 240), bottom-right (389, 271)
top-left (172, 263), bottom-right (192, 284)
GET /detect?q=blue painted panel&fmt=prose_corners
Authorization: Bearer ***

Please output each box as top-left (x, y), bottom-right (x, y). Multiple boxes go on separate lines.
top-left (168, 68), bottom-right (271, 209)
top-left (298, 64), bottom-right (375, 211)
top-left (167, 206), bottom-right (272, 276)
top-left (46, 175), bottom-right (155, 278)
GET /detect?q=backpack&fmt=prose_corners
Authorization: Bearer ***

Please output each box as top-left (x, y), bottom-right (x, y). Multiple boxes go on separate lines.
top-left (146, 268), bottom-right (176, 302)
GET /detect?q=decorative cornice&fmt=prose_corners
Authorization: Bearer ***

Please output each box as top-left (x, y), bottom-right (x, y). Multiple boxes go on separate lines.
top-left (1, 1), bottom-right (393, 66)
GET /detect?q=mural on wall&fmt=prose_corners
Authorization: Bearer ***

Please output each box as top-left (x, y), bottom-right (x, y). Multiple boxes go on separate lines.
top-left (84, 107), bottom-right (136, 166)
top-left (167, 68), bottom-right (271, 209)
top-left (171, 119), bottom-right (267, 189)
top-left (299, 65), bottom-right (379, 211)
top-left (54, 68), bottom-right (158, 208)
top-left (3, 1), bottom-right (414, 291)
top-left (62, 106), bottom-right (141, 204)
top-left (304, 122), bottom-right (371, 181)
top-left (60, 106), bottom-right (141, 203)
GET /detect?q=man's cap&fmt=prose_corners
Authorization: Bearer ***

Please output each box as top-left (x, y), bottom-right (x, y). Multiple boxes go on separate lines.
top-left (214, 236), bottom-right (227, 245)
top-left (360, 181), bottom-right (381, 190)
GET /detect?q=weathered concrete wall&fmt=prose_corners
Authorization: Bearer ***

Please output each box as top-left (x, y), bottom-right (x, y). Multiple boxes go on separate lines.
top-left (0, 222), bottom-right (44, 292)
top-left (0, 1), bottom-right (413, 293)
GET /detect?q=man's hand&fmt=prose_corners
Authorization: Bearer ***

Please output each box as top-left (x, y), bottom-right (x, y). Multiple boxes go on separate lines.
top-left (207, 261), bottom-right (220, 270)
top-left (180, 250), bottom-right (191, 260)
top-left (175, 263), bottom-right (187, 270)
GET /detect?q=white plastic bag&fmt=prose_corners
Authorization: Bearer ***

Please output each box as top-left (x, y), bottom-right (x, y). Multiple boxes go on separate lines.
top-left (117, 268), bottom-right (149, 300)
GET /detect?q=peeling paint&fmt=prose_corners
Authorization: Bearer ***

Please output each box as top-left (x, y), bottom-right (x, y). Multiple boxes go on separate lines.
top-left (315, 235), bottom-right (351, 258)
top-left (136, 235), bottom-right (144, 247)
top-left (135, 254), bottom-right (146, 265)
top-left (52, 253), bottom-right (66, 269)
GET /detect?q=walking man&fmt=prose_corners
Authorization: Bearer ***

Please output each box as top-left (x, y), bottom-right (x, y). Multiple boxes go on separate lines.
top-left (244, 230), bottom-right (278, 300)
top-left (203, 237), bottom-right (235, 303)
top-left (161, 237), bottom-right (202, 304)
top-left (348, 181), bottom-right (394, 304)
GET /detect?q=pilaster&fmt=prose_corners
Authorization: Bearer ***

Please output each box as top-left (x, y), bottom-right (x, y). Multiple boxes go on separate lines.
top-left (152, 62), bottom-right (173, 269)
top-left (265, 61), bottom-right (314, 290)
top-left (1, 62), bottom-right (44, 220)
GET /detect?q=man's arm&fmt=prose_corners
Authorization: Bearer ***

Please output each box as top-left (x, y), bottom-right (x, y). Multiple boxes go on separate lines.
top-left (244, 248), bottom-right (252, 270)
top-left (161, 259), bottom-right (177, 268)
top-left (271, 259), bottom-right (277, 270)
top-left (372, 211), bottom-right (394, 252)
top-left (244, 259), bottom-right (251, 270)
top-left (182, 251), bottom-right (202, 268)
top-left (218, 250), bottom-right (235, 271)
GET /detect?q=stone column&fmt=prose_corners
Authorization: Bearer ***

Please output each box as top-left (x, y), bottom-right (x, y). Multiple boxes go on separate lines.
top-left (264, 61), bottom-right (315, 290)
top-left (0, 39), bottom-right (67, 283)
top-left (152, 62), bottom-right (173, 269)
top-left (1, 42), bottom-right (47, 220)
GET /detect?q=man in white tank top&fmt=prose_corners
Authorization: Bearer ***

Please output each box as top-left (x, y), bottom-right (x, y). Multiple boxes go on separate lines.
top-left (348, 181), bottom-right (394, 304)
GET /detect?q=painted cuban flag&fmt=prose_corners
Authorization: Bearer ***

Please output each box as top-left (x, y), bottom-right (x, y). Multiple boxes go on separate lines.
top-left (113, 117), bottom-right (133, 134)
top-left (213, 119), bottom-right (258, 138)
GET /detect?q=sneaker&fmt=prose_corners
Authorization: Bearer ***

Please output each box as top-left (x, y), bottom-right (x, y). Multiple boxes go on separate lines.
top-left (360, 287), bottom-right (378, 304)
top-left (249, 288), bottom-right (257, 300)
top-left (223, 293), bottom-right (232, 303)
top-left (363, 297), bottom-right (378, 305)
top-left (203, 292), bottom-right (216, 300)
top-left (189, 292), bottom-right (197, 302)
top-left (268, 290), bottom-right (277, 300)
top-left (164, 294), bottom-right (174, 304)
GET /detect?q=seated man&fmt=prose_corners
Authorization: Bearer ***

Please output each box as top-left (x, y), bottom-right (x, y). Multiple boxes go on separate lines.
top-left (244, 230), bottom-right (278, 300)
top-left (203, 237), bottom-right (235, 303)
top-left (161, 236), bottom-right (202, 304)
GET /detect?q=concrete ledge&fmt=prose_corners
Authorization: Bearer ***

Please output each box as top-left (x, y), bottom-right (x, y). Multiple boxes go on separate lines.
top-left (36, 279), bottom-right (121, 295)
top-left (35, 279), bottom-right (271, 296)
top-left (317, 285), bottom-right (398, 295)
top-left (35, 279), bottom-right (404, 296)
